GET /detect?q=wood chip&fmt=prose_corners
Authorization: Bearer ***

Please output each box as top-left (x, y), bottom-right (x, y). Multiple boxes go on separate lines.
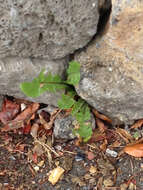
top-left (48, 167), bottom-right (65, 185)
top-left (92, 109), bottom-right (112, 123)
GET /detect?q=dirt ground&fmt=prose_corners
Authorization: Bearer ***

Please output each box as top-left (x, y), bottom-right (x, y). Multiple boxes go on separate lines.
top-left (0, 132), bottom-right (143, 190)
top-left (0, 98), bottom-right (143, 190)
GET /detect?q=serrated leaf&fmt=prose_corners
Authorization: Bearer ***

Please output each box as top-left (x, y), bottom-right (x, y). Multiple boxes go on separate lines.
top-left (58, 94), bottom-right (75, 109)
top-left (74, 124), bottom-right (92, 142)
top-left (71, 99), bottom-right (85, 116)
top-left (66, 61), bottom-right (80, 85)
top-left (20, 79), bottom-right (41, 97)
top-left (42, 73), bottom-right (67, 92)
top-left (37, 69), bottom-right (46, 82)
top-left (75, 103), bottom-right (91, 123)
top-left (82, 104), bottom-right (91, 121)
top-left (66, 88), bottom-right (77, 98)
top-left (20, 71), bottom-right (67, 97)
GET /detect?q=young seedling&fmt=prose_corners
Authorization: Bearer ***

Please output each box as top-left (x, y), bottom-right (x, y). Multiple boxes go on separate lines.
top-left (20, 61), bottom-right (92, 142)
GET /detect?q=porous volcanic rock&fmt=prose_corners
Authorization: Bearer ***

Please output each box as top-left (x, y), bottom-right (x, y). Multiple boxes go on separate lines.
top-left (0, 0), bottom-right (99, 59)
top-left (75, 0), bottom-right (143, 124)
top-left (0, 57), bottom-right (67, 106)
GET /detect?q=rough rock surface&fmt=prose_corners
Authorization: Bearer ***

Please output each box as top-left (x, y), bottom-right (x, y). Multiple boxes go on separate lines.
top-left (54, 113), bottom-right (96, 140)
top-left (0, 95), bottom-right (3, 109)
top-left (75, 0), bottom-right (143, 124)
top-left (0, 0), bottom-right (99, 59)
top-left (54, 115), bottom-right (76, 140)
top-left (0, 57), bottom-right (67, 106)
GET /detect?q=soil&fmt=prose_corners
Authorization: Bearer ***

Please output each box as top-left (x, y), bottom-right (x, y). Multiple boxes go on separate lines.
top-left (0, 131), bottom-right (143, 190)
top-left (0, 99), bottom-right (143, 190)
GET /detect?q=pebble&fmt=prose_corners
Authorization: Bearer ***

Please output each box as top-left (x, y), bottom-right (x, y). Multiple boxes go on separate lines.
top-left (106, 148), bottom-right (118, 158)
top-left (55, 145), bottom-right (62, 151)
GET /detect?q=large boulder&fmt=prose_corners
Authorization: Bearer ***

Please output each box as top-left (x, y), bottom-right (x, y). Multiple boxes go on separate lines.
top-left (0, 0), bottom-right (101, 105)
top-left (75, 0), bottom-right (143, 124)
top-left (0, 57), bottom-right (67, 106)
top-left (0, 0), bottom-right (99, 59)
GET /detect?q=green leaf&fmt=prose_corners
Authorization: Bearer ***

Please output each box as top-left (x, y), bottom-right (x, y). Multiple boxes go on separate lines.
top-left (74, 124), bottom-right (92, 142)
top-left (20, 79), bottom-right (41, 97)
top-left (58, 94), bottom-right (75, 109)
top-left (71, 99), bottom-right (85, 116)
top-left (74, 102), bottom-right (91, 123)
top-left (66, 61), bottom-right (80, 85)
top-left (20, 71), bottom-right (68, 97)
top-left (41, 73), bottom-right (67, 93)
top-left (66, 88), bottom-right (77, 98)
top-left (81, 104), bottom-right (91, 121)
top-left (37, 69), bottom-right (46, 82)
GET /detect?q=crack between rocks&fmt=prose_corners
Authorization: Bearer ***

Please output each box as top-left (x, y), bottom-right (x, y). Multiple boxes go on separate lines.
top-left (69, 0), bottom-right (112, 61)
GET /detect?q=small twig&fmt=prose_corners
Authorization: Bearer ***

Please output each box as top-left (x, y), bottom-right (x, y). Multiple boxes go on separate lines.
top-left (35, 138), bottom-right (59, 157)
top-left (104, 187), bottom-right (120, 190)
top-left (28, 164), bottom-right (36, 177)
top-left (130, 157), bottom-right (134, 173)
top-left (87, 144), bottom-right (99, 150)
top-left (62, 150), bottom-right (76, 155)
top-left (44, 109), bottom-right (62, 130)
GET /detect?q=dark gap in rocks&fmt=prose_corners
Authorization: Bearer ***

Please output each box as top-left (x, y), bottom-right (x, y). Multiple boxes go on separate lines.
top-left (39, 103), bottom-right (48, 109)
top-left (96, 0), bottom-right (112, 36)
top-left (4, 95), bottom-right (15, 101)
top-left (38, 33), bottom-right (43, 41)
top-left (69, 53), bottom-right (75, 62)
top-left (70, 0), bottom-right (112, 57)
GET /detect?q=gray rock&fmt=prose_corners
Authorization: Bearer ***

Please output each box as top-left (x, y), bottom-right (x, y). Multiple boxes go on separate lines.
top-left (0, 95), bottom-right (3, 110)
top-left (0, 0), bottom-right (99, 59)
top-left (90, 113), bottom-right (96, 130)
top-left (0, 57), bottom-right (67, 106)
top-left (54, 115), bottom-right (76, 140)
top-left (54, 113), bottom-right (95, 140)
top-left (75, 0), bottom-right (143, 124)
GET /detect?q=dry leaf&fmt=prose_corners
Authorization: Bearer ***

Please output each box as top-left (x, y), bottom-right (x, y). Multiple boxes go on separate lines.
top-left (116, 128), bottom-right (133, 143)
top-left (40, 109), bottom-right (61, 130)
top-left (0, 98), bottom-right (20, 124)
top-left (96, 118), bottom-right (107, 133)
top-left (130, 119), bottom-right (143, 129)
top-left (1, 103), bottom-right (39, 131)
top-left (15, 143), bottom-right (26, 152)
top-left (92, 109), bottom-right (112, 123)
top-left (124, 143), bottom-right (143, 157)
top-left (23, 123), bottom-right (31, 134)
top-left (110, 140), bottom-right (121, 148)
top-left (48, 167), bottom-right (65, 185)
top-left (39, 114), bottom-right (51, 130)
top-left (13, 103), bottom-right (39, 121)
top-left (100, 139), bottom-right (108, 151)
top-left (91, 129), bottom-right (106, 142)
